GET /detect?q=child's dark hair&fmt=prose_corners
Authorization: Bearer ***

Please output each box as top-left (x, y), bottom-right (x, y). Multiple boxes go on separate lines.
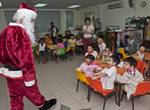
top-left (139, 44), bottom-right (145, 48)
top-left (87, 45), bottom-right (94, 49)
top-left (85, 54), bottom-right (95, 61)
top-left (124, 57), bottom-right (137, 67)
top-left (57, 38), bottom-right (63, 43)
top-left (97, 36), bottom-right (104, 40)
top-left (40, 38), bottom-right (44, 42)
top-left (110, 55), bottom-right (120, 65)
top-left (116, 53), bottom-right (123, 60)
top-left (85, 17), bottom-right (91, 22)
top-left (45, 33), bottom-right (49, 36)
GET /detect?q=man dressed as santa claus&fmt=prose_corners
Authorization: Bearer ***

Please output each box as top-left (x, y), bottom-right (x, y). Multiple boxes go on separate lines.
top-left (0, 3), bottom-right (56, 110)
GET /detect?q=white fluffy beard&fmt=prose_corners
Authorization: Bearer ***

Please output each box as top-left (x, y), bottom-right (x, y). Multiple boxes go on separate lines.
top-left (22, 18), bottom-right (36, 44)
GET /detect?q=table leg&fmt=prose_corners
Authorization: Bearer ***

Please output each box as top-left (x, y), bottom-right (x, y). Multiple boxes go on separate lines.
top-left (118, 84), bottom-right (121, 106)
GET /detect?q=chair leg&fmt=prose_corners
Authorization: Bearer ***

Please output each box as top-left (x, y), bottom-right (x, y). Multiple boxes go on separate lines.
top-left (115, 93), bottom-right (118, 105)
top-left (118, 84), bottom-right (122, 106)
top-left (121, 91), bottom-right (125, 102)
top-left (132, 98), bottom-right (134, 110)
top-left (87, 86), bottom-right (92, 102)
top-left (76, 80), bottom-right (80, 92)
top-left (103, 97), bottom-right (107, 110)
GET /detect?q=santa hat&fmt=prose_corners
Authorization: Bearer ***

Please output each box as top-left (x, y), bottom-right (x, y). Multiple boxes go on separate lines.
top-left (13, 3), bottom-right (37, 21)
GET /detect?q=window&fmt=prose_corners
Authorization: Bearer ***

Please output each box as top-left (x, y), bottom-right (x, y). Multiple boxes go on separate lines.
top-left (66, 11), bottom-right (74, 29)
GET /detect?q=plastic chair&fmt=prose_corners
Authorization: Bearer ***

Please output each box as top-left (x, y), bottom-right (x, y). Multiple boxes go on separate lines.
top-left (136, 60), bottom-right (149, 75)
top-left (118, 48), bottom-right (128, 59)
top-left (75, 68), bottom-right (89, 92)
top-left (56, 48), bottom-right (66, 62)
top-left (131, 81), bottom-right (150, 110)
top-left (87, 77), bottom-right (117, 110)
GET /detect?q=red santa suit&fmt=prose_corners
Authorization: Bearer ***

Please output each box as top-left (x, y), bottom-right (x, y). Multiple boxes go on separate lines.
top-left (0, 3), bottom-right (46, 110)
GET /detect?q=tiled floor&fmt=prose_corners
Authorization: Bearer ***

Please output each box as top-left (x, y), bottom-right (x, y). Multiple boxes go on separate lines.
top-left (0, 56), bottom-right (150, 110)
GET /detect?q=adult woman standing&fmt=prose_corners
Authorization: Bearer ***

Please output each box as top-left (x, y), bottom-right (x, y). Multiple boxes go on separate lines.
top-left (49, 22), bottom-right (58, 44)
top-left (82, 17), bottom-right (95, 51)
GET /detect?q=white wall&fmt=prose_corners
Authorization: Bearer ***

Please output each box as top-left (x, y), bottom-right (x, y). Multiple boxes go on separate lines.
top-left (0, 9), bottom-right (75, 34)
top-left (102, 0), bottom-right (150, 30)
top-left (0, 9), bottom-right (6, 32)
top-left (79, 0), bottom-right (150, 30)
top-left (79, 5), bottom-right (102, 24)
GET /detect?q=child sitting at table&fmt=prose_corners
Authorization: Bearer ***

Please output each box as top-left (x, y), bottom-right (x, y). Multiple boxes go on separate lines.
top-left (85, 45), bottom-right (98, 59)
top-left (95, 36), bottom-right (106, 53)
top-left (117, 53), bottom-right (124, 68)
top-left (101, 47), bottom-right (112, 63)
top-left (79, 54), bottom-right (102, 77)
top-left (133, 44), bottom-right (145, 61)
top-left (63, 38), bottom-right (68, 51)
top-left (39, 38), bottom-right (46, 63)
top-left (53, 38), bottom-right (65, 62)
top-left (92, 55), bottom-right (120, 90)
top-left (68, 35), bottom-right (77, 56)
top-left (44, 34), bottom-right (53, 47)
top-left (116, 57), bottom-right (144, 100)
top-left (76, 36), bottom-right (84, 55)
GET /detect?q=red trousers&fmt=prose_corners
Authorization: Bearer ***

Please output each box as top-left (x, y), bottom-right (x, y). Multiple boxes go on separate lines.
top-left (6, 79), bottom-right (45, 110)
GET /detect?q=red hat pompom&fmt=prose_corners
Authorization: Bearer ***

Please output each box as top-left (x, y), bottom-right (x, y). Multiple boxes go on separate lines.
top-left (19, 2), bottom-right (37, 12)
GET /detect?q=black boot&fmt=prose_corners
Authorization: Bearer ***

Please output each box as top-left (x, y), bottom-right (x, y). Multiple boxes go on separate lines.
top-left (39, 99), bottom-right (57, 110)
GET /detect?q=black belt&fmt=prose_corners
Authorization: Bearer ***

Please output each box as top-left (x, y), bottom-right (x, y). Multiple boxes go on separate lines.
top-left (2, 65), bottom-right (21, 71)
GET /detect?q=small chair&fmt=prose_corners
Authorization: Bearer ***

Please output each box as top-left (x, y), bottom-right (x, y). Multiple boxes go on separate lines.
top-left (136, 60), bottom-right (149, 75)
top-left (130, 80), bottom-right (150, 110)
top-left (75, 68), bottom-right (89, 92)
top-left (87, 77), bottom-right (117, 110)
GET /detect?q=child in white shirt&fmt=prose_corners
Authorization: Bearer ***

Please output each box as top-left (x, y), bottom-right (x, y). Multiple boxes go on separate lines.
top-left (116, 57), bottom-right (144, 100)
top-left (134, 45), bottom-right (145, 61)
top-left (93, 55), bottom-right (120, 89)
top-left (101, 47), bottom-right (112, 63)
top-left (39, 39), bottom-right (46, 63)
top-left (85, 45), bottom-right (98, 59)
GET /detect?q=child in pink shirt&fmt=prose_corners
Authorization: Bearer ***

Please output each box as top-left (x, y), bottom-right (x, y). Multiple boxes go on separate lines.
top-left (79, 54), bottom-right (101, 77)
top-left (57, 38), bottom-right (64, 48)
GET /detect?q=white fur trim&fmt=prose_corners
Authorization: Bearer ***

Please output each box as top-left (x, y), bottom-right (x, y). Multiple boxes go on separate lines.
top-left (9, 22), bottom-right (25, 29)
top-left (17, 8), bottom-right (37, 18)
top-left (24, 80), bottom-right (36, 87)
top-left (0, 67), bottom-right (23, 78)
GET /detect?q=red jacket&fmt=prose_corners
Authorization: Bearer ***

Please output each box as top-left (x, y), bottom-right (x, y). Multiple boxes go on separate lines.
top-left (0, 23), bottom-right (36, 87)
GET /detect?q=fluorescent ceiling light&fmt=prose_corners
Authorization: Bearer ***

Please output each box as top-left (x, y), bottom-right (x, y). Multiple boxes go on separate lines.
top-left (34, 3), bottom-right (47, 7)
top-left (0, 2), bottom-right (2, 7)
top-left (67, 5), bottom-right (80, 8)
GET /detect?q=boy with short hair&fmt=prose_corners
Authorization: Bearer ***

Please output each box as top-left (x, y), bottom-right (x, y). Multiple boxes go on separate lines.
top-left (116, 57), bottom-right (144, 100)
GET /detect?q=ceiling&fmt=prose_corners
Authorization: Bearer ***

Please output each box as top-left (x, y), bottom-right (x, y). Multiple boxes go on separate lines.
top-left (0, 0), bottom-right (119, 9)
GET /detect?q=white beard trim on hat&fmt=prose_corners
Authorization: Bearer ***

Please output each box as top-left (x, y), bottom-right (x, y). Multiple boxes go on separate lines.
top-left (13, 9), bottom-right (37, 44)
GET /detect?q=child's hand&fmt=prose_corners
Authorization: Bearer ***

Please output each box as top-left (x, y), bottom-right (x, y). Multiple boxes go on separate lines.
top-left (93, 68), bottom-right (100, 73)
top-left (92, 76), bottom-right (98, 80)
top-left (94, 72), bottom-right (101, 76)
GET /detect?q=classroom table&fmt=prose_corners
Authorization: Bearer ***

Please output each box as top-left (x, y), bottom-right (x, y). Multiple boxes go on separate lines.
top-left (94, 60), bottom-right (126, 106)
